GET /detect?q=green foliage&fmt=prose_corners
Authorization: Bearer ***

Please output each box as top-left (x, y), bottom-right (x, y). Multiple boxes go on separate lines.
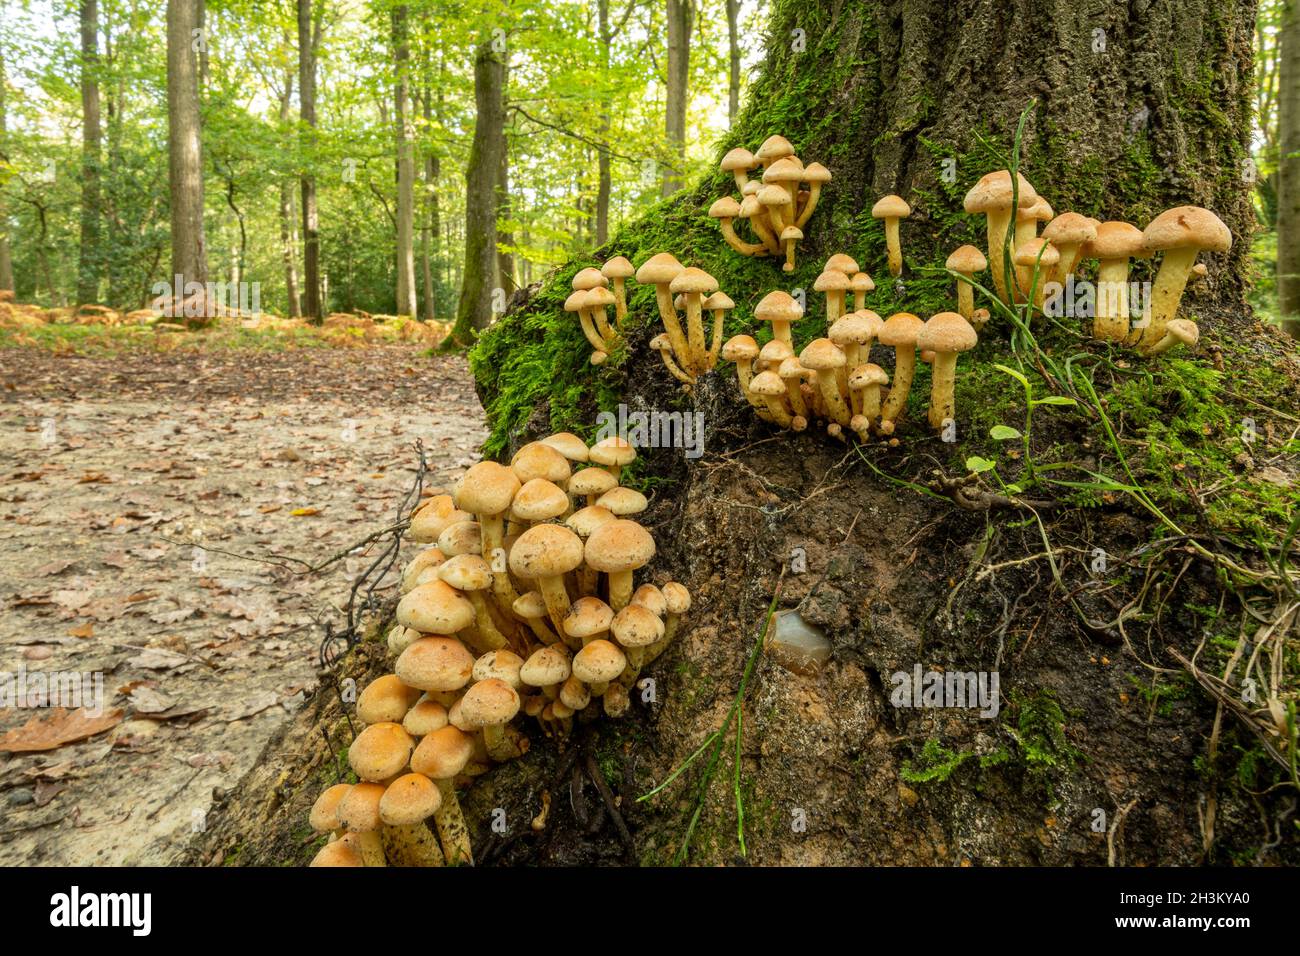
top-left (900, 739), bottom-right (974, 784)
top-left (1005, 690), bottom-right (1083, 776)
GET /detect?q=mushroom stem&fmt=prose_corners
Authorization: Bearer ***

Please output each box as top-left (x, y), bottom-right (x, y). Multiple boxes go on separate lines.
top-left (747, 211), bottom-right (781, 255)
top-left (353, 831), bottom-right (388, 867)
top-left (479, 514), bottom-right (521, 625)
top-left (652, 285), bottom-right (693, 377)
top-left (537, 575), bottom-right (574, 635)
top-left (591, 304), bottom-right (619, 349)
top-left (1053, 242), bottom-right (1086, 285)
top-left (927, 352), bottom-right (959, 430)
top-left (783, 236), bottom-right (797, 272)
top-left (815, 370), bottom-right (852, 426)
top-left (733, 362), bottom-right (769, 416)
top-left (860, 382), bottom-right (884, 424)
top-left (720, 219), bottom-right (768, 256)
top-left (611, 277), bottom-right (628, 325)
top-left (578, 310), bottom-right (609, 352)
top-left (707, 309), bottom-right (726, 368)
top-left (382, 824), bottom-right (445, 867)
top-left (955, 275), bottom-right (975, 320)
top-left (985, 209), bottom-right (1014, 301)
top-left (656, 344), bottom-right (695, 384)
top-left (606, 570), bottom-right (637, 613)
top-left (482, 723), bottom-right (523, 763)
top-left (523, 615), bottom-right (560, 645)
top-left (684, 293), bottom-right (708, 374)
top-left (432, 780), bottom-right (473, 866)
top-left (730, 169), bottom-right (749, 194)
top-left (467, 592), bottom-right (508, 650)
top-left (1139, 246), bottom-right (1198, 349)
top-left (759, 392), bottom-right (794, 428)
top-left (884, 218), bottom-right (903, 277)
top-left (879, 346), bottom-right (917, 431)
top-left (1093, 259), bottom-right (1132, 342)
top-left (794, 183), bottom-right (822, 229)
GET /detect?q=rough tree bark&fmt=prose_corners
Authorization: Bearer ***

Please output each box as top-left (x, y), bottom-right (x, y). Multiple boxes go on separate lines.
top-left (78, 0), bottom-right (102, 306)
top-left (298, 0), bottom-right (322, 322)
top-left (448, 39), bottom-right (506, 346)
top-left (420, 42), bottom-right (440, 324)
top-left (1278, 0), bottom-right (1300, 338)
top-left (393, 3), bottom-right (417, 318)
top-left (0, 52), bottom-right (13, 294)
top-left (726, 0), bottom-right (741, 123)
top-left (596, 0), bottom-right (613, 244)
top-left (661, 0), bottom-right (692, 198)
top-left (165, 0), bottom-right (208, 312)
top-left (278, 68), bottom-right (302, 318)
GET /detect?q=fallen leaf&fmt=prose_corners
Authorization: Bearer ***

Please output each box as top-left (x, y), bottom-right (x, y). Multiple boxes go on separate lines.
top-left (67, 622), bottom-right (95, 639)
top-left (0, 707), bottom-right (125, 753)
top-left (290, 507), bottom-right (320, 517)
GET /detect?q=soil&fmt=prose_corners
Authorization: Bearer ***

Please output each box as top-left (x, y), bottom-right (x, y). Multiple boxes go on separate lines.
top-left (0, 345), bottom-right (485, 865)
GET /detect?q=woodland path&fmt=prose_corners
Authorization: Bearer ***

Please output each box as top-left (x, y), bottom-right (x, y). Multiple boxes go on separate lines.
top-left (0, 345), bottom-right (485, 865)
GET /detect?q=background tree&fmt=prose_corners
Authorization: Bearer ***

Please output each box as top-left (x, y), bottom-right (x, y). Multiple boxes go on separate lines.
top-left (77, 0), bottom-right (102, 305)
top-left (1277, 0), bottom-right (1300, 338)
top-left (166, 0), bottom-right (208, 309)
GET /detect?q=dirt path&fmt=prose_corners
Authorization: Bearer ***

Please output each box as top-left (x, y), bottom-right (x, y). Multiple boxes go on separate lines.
top-left (0, 345), bottom-right (485, 865)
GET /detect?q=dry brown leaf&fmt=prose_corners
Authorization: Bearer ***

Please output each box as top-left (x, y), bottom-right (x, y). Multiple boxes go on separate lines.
top-left (67, 622), bottom-right (94, 639)
top-left (0, 707), bottom-right (125, 753)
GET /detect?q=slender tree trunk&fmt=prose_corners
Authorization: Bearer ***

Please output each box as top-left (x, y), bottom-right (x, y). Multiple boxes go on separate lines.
top-left (1278, 0), bottom-right (1300, 339)
top-left (726, 0), bottom-right (741, 124)
top-left (298, 0), bottom-right (322, 322)
top-left (421, 43), bottom-right (440, 323)
top-left (278, 74), bottom-right (302, 317)
top-left (0, 53), bottom-right (13, 294)
top-left (497, 126), bottom-right (515, 296)
top-left (393, 4), bottom-right (417, 317)
top-left (448, 39), bottom-right (506, 346)
top-left (595, 0), bottom-right (612, 245)
top-left (166, 0), bottom-right (208, 320)
top-left (661, 0), bottom-right (692, 197)
top-left (77, 0), bottom-right (102, 305)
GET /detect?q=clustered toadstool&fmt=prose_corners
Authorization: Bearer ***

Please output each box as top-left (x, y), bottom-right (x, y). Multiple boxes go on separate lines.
top-left (957, 168), bottom-right (1228, 357)
top-left (711, 136), bottom-right (831, 272)
top-left (308, 431), bottom-right (691, 867)
top-left (566, 258), bottom-right (634, 366)
top-left (630, 252), bottom-right (732, 386)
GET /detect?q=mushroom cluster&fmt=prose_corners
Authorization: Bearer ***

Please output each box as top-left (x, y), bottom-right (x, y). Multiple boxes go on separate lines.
top-left (959, 170), bottom-right (1230, 357)
top-left (633, 253), bottom-right (733, 385)
top-left (566, 257), bottom-right (635, 365)
top-left (308, 432), bottom-right (691, 867)
top-left (710, 135), bottom-right (831, 272)
top-left (718, 253), bottom-right (979, 440)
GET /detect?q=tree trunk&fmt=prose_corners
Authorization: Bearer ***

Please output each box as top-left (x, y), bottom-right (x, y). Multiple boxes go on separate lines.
top-left (1278, 0), bottom-right (1300, 339)
top-left (661, 0), bottom-right (692, 198)
top-left (497, 124), bottom-right (515, 297)
top-left (78, 0), bottom-right (102, 306)
top-left (726, 0), bottom-right (741, 124)
top-left (393, 4), bottom-right (417, 318)
top-left (298, 0), bottom-right (322, 323)
top-left (0, 52), bottom-right (13, 294)
top-left (595, 0), bottom-right (613, 245)
top-left (278, 72), bottom-right (302, 318)
top-left (420, 44), bottom-right (439, 324)
top-left (448, 40), bottom-right (506, 346)
top-left (165, 0), bottom-right (208, 318)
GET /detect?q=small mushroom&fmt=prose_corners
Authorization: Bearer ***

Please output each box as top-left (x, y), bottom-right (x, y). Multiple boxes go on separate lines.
top-left (749, 369), bottom-right (794, 428)
top-left (1041, 213), bottom-right (1097, 286)
top-left (584, 518), bottom-right (656, 611)
top-left (395, 636), bottom-right (475, 694)
top-left (754, 290), bottom-right (804, 348)
top-left (825, 253), bottom-right (860, 275)
top-left (777, 356), bottom-right (812, 421)
top-left (720, 146), bottom-right (758, 193)
top-left (799, 338), bottom-right (852, 427)
top-left (378, 772), bottom-right (446, 867)
top-left (1139, 317), bottom-right (1200, 357)
top-left (438, 554), bottom-right (509, 652)
top-left (572, 638), bottom-right (627, 697)
top-left (1012, 237), bottom-right (1059, 311)
top-left (871, 194), bottom-right (912, 277)
top-left (795, 162), bottom-right (832, 228)
top-left (877, 312), bottom-right (925, 434)
top-left (563, 595), bottom-right (615, 647)
top-left (720, 335), bottom-right (767, 415)
top-left (963, 170), bottom-right (1038, 302)
top-left (409, 725), bottom-right (476, 865)
top-left (829, 310), bottom-right (882, 409)
top-left (1014, 196), bottom-right (1053, 248)
top-left (711, 197), bottom-right (767, 257)
top-left (568, 466), bottom-right (618, 508)
top-left (651, 332), bottom-right (693, 384)
top-left (509, 523), bottom-right (585, 633)
top-left (757, 183), bottom-right (791, 235)
top-left (348, 721), bottom-right (415, 784)
top-left (600, 256), bottom-right (635, 325)
top-left (453, 461), bottom-right (522, 619)
top-left (814, 269), bottom-right (851, 325)
top-left (849, 271), bottom-right (875, 312)
top-left (356, 674), bottom-right (422, 725)
top-left (611, 602), bottom-right (664, 677)
top-left (754, 134), bottom-right (795, 169)
top-left (589, 435), bottom-right (637, 483)
top-left (763, 157), bottom-right (803, 228)
top-left (702, 290), bottom-right (734, 368)
top-left (1086, 221), bottom-right (1146, 342)
top-left (1139, 205), bottom-right (1231, 350)
top-left (396, 581), bottom-right (476, 637)
top-left (915, 312), bottom-right (979, 431)
top-left (739, 192), bottom-right (780, 254)
top-left (848, 363), bottom-right (890, 427)
top-left (459, 677), bottom-right (522, 762)
top-left (780, 225), bottom-right (803, 272)
top-left (310, 783), bottom-right (353, 841)
top-left (669, 266), bottom-right (719, 375)
top-left (945, 245), bottom-right (987, 321)
top-left (512, 590), bottom-right (561, 646)
top-left (335, 783), bottom-right (388, 866)
top-left (635, 253), bottom-right (691, 376)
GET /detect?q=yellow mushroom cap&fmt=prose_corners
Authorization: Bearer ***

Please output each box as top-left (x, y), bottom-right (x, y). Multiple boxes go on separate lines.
top-left (635, 252), bottom-right (685, 285)
top-left (704, 291), bottom-right (735, 311)
top-left (749, 370), bottom-right (786, 397)
top-left (584, 518), bottom-right (656, 574)
top-left (589, 436), bottom-right (637, 469)
top-left (825, 253), bottom-right (860, 274)
top-left (611, 603), bottom-right (665, 648)
top-left (396, 579), bottom-right (475, 635)
top-left (802, 162), bottom-right (832, 183)
top-left (337, 782), bottom-right (386, 832)
top-left (395, 636), bottom-right (475, 693)
top-left (510, 441), bottom-right (572, 485)
top-left (721, 334), bottom-right (760, 361)
top-left (310, 839), bottom-right (364, 867)
top-left (946, 245), bottom-right (988, 273)
top-left (402, 697), bottom-right (449, 736)
top-left (754, 135), bottom-right (794, 164)
top-left (630, 583), bottom-right (667, 617)
top-left (709, 196), bottom-right (741, 219)
top-left (1042, 212), bottom-right (1097, 247)
top-left (1164, 318), bottom-right (1200, 347)
top-left (850, 271), bottom-right (875, 293)
top-left (510, 478), bottom-right (569, 523)
top-left (459, 677), bottom-right (521, 728)
top-left (757, 184), bottom-right (789, 206)
top-left (566, 504), bottom-right (617, 538)
top-left (572, 639), bottom-right (628, 683)
top-left (512, 590), bottom-right (549, 621)
top-left (669, 267), bottom-right (719, 297)
top-left (720, 147), bottom-right (757, 171)
top-left (572, 267), bottom-right (608, 291)
top-left (600, 256), bottom-right (635, 280)
top-left (814, 269), bottom-right (850, 292)
top-left (799, 337), bottom-right (847, 371)
top-left (1142, 205), bottom-right (1232, 255)
top-left (849, 363), bottom-right (890, 389)
top-left (410, 725), bottom-right (475, 780)
top-left (916, 312), bottom-right (978, 354)
top-left (569, 466), bottom-right (619, 500)
top-left (963, 170), bottom-right (1038, 213)
top-left (509, 523), bottom-right (585, 579)
top-left (763, 157), bottom-right (803, 183)
top-left (408, 494), bottom-right (471, 543)
top-left (564, 596), bottom-right (615, 641)
top-left (596, 486), bottom-right (648, 517)
top-left (871, 194), bottom-right (911, 219)
top-left (829, 311), bottom-right (881, 347)
top-left (1088, 221), bottom-right (1145, 260)
top-left (436, 520), bottom-right (483, 557)
top-left (877, 312), bottom-right (925, 347)
top-left (379, 772), bottom-right (442, 826)
top-left (1012, 237), bottom-right (1059, 268)
top-left (754, 290), bottom-right (804, 324)
top-left (520, 645), bottom-right (572, 687)
top-left (357, 674), bottom-right (421, 725)
top-left (348, 721), bottom-right (414, 783)
top-left (759, 339), bottom-right (794, 365)
top-left (472, 649), bottom-right (526, 689)
top-left (309, 783), bottom-right (353, 833)
top-left (781, 225), bottom-right (804, 242)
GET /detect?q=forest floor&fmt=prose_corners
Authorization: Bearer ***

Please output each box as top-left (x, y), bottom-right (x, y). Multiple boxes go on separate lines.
top-left (0, 342), bottom-right (485, 865)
